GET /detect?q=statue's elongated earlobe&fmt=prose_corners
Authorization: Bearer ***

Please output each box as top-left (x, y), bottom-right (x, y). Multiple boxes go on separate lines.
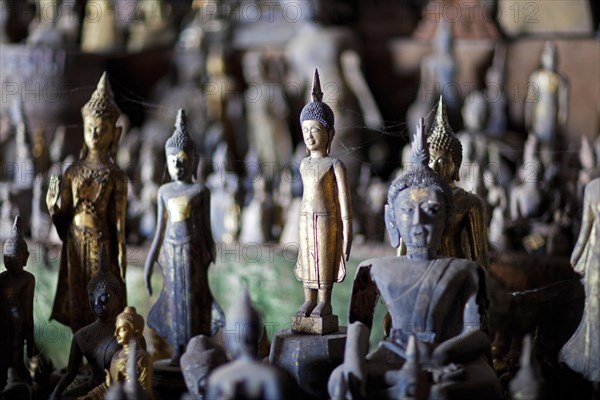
top-left (385, 204), bottom-right (400, 248)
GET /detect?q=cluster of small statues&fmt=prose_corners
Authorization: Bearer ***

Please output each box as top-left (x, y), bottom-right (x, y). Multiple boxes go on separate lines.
top-left (1, 2), bottom-right (599, 400)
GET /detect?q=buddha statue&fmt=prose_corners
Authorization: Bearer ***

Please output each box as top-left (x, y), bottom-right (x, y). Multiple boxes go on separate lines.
top-left (524, 42), bottom-right (568, 166)
top-left (206, 290), bottom-right (291, 399)
top-left (427, 96), bottom-right (489, 269)
top-left (0, 217), bottom-right (35, 384)
top-left (46, 72), bottom-right (128, 332)
top-left (559, 178), bottom-right (600, 382)
top-left (50, 247), bottom-right (126, 399)
top-left (293, 69), bottom-right (352, 334)
top-left (83, 307), bottom-right (153, 400)
top-left (328, 119), bottom-right (497, 399)
top-left (144, 109), bottom-right (224, 365)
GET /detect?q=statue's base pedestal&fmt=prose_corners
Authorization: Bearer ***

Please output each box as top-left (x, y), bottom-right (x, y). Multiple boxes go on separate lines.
top-left (152, 360), bottom-right (187, 400)
top-left (292, 314), bottom-right (338, 334)
top-left (269, 327), bottom-right (346, 399)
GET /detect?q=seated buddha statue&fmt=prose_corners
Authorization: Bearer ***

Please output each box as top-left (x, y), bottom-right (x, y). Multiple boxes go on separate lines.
top-left (328, 119), bottom-right (498, 400)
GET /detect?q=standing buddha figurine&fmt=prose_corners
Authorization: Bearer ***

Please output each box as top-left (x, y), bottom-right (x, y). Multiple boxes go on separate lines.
top-left (0, 216), bottom-right (35, 384)
top-left (524, 41), bottom-right (568, 167)
top-left (293, 69), bottom-right (352, 334)
top-left (46, 72), bottom-right (128, 332)
top-left (559, 177), bottom-right (600, 382)
top-left (144, 109), bottom-right (224, 365)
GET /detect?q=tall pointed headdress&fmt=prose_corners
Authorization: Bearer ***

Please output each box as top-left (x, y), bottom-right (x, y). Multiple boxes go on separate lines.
top-left (388, 118), bottom-right (452, 220)
top-left (82, 72), bottom-right (121, 123)
top-left (299, 69), bottom-right (335, 132)
top-left (3, 216), bottom-right (28, 258)
top-left (165, 109), bottom-right (196, 155)
top-left (427, 96), bottom-right (463, 181)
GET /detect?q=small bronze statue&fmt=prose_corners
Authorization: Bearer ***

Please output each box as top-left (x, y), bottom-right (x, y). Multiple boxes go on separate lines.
top-left (207, 290), bottom-right (290, 400)
top-left (144, 109), bottom-right (224, 365)
top-left (0, 217), bottom-right (35, 383)
top-left (46, 72), bottom-right (128, 332)
top-left (559, 177), bottom-right (600, 382)
top-left (293, 69), bottom-right (352, 334)
top-left (328, 119), bottom-right (497, 399)
top-left (83, 307), bottom-right (153, 400)
top-left (50, 247), bottom-right (126, 399)
top-left (427, 96), bottom-right (489, 268)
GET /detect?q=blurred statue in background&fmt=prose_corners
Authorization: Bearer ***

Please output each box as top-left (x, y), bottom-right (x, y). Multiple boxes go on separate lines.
top-left (144, 109), bottom-right (224, 365)
top-left (46, 72), bottom-right (128, 332)
top-left (525, 41), bottom-right (568, 166)
top-left (407, 20), bottom-right (458, 133)
top-left (559, 178), bottom-right (600, 382)
top-left (293, 70), bottom-right (352, 334)
top-left (180, 335), bottom-right (227, 400)
top-left (207, 290), bottom-right (290, 399)
top-left (0, 217), bottom-right (35, 384)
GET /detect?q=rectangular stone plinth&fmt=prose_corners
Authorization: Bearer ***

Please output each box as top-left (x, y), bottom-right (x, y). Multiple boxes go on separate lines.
top-left (269, 327), bottom-right (347, 399)
top-left (291, 314), bottom-right (338, 335)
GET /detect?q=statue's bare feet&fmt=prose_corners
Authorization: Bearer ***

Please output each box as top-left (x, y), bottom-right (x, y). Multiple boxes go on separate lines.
top-left (310, 302), bottom-right (332, 318)
top-left (296, 300), bottom-right (317, 317)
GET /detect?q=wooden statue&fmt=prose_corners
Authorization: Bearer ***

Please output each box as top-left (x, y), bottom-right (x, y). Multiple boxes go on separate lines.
top-left (328, 119), bottom-right (497, 400)
top-left (559, 178), bottom-right (600, 382)
top-left (144, 109), bottom-right (224, 365)
top-left (0, 217), bottom-right (35, 383)
top-left (293, 69), bottom-right (352, 334)
top-left (50, 247), bottom-right (126, 399)
top-left (46, 72), bottom-right (127, 332)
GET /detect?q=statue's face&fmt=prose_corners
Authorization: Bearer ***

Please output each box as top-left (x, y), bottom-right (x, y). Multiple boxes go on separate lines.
top-left (89, 286), bottom-right (114, 320)
top-left (84, 115), bottom-right (114, 153)
top-left (302, 120), bottom-right (329, 153)
top-left (394, 187), bottom-right (445, 252)
top-left (429, 148), bottom-right (456, 183)
top-left (167, 150), bottom-right (192, 182)
top-left (115, 319), bottom-right (134, 345)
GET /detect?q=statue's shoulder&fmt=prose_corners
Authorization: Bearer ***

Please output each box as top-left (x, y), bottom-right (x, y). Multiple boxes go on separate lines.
top-left (332, 158), bottom-right (347, 173)
top-left (453, 187), bottom-right (485, 210)
top-left (359, 256), bottom-right (402, 278)
top-left (446, 257), bottom-right (480, 280)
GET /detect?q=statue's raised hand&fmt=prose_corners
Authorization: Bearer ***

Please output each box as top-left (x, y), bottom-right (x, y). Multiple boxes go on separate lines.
top-left (46, 175), bottom-right (61, 212)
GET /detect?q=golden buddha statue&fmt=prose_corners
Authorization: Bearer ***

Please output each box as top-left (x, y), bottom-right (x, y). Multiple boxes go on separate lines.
top-left (427, 96), bottom-right (489, 269)
top-left (293, 69), bottom-right (352, 334)
top-left (82, 306), bottom-right (153, 399)
top-left (46, 72), bottom-right (128, 332)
